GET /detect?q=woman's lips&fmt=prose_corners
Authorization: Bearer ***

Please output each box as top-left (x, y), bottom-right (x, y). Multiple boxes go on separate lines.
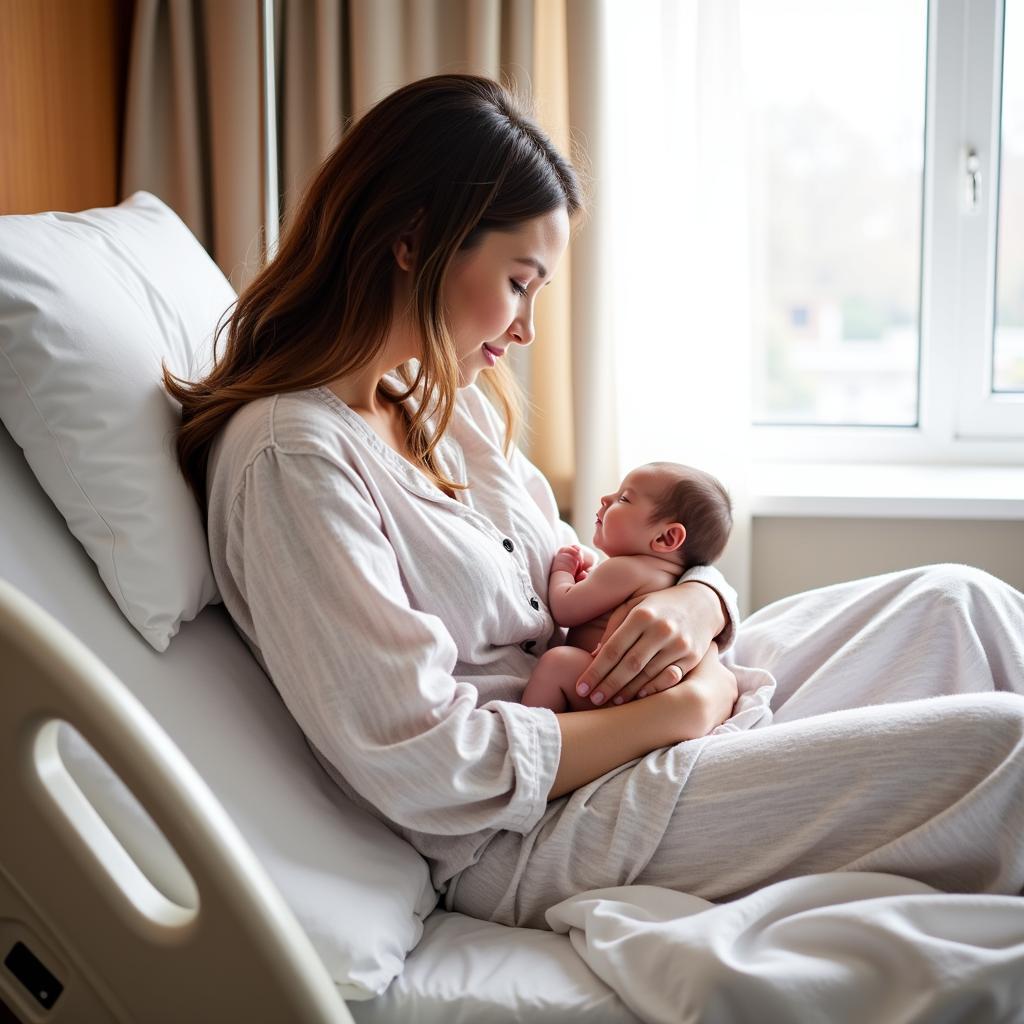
top-left (481, 343), bottom-right (505, 368)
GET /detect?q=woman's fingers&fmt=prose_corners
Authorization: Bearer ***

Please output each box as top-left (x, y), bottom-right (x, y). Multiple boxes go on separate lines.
top-left (636, 664), bottom-right (685, 700)
top-left (631, 647), bottom-right (695, 693)
top-left (575, 630), bottom-right (648, 704)
top-left (612, 663), bottom-right (683, 704)
top-left (576, 607), bottom-right (672, 705)
top-left (576, 599), bottom-right (712, 706)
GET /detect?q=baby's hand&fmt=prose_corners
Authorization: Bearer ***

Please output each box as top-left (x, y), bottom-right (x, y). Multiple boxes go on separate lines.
top-left (576, 547), bottom-right (596, 580)
top-left (551, 545), bottom-right (582, 576)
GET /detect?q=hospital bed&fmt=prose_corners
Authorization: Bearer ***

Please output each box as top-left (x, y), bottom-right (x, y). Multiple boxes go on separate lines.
top-left (1, 193), bottom-right (1022, 1024)
top-left (0, 373), bottom-right (630, 1024)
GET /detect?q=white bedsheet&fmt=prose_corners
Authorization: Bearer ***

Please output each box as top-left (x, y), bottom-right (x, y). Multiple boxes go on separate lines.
top-left (546, 873), bottom-right (1024, 1023)
top-left (349, 908), bottom-right (639, 1022)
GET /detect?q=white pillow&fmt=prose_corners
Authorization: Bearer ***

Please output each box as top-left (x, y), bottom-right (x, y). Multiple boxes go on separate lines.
top-left (0, 191), bottom-right (234, 651)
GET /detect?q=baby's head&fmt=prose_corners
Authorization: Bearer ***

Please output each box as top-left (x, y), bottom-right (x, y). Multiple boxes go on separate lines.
top-left (593, 462), bottom-right (732, 569)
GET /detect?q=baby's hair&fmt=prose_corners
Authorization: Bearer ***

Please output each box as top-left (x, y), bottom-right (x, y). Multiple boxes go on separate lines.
top-left (645, 462), bottom-right (733, 569)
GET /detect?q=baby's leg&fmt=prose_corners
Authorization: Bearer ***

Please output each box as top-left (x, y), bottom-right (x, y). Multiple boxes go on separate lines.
top-left (521, 646), bottom-right (598, 712)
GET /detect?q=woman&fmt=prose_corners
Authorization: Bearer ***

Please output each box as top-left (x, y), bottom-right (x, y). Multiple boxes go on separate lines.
top-left (166, 74), bottom-right (1024, 930)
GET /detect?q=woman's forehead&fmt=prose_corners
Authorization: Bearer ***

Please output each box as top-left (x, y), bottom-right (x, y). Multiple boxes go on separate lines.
top-left (490, 209), bottom-right (569, 266)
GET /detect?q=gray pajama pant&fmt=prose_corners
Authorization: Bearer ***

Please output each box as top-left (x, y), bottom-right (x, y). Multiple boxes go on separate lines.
top-left (447, 564), bottom-right (1024, 929)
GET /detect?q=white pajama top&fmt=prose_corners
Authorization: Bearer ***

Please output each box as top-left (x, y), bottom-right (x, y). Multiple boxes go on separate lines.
top-left (205, 382), bottom-right (739, 891)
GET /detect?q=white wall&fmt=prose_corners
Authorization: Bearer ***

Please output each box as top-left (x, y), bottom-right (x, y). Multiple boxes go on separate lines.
top-left (751, 517), bottom-right (1024, 611)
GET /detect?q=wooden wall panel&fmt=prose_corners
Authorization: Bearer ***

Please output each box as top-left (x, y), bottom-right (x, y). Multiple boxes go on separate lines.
top-left (0, 0), bottom-right (125, 215)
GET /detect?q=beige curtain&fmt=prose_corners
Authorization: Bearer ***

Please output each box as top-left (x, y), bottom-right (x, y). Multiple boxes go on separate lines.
top-left (122, 0), bottom-right (581, 506)
top-left (121, 0), bottom-right (266, 290)
top-left (529, 0), bottom-right (575, 511)
top-left (562, 0), bottom-right (614, 535)
top-left (277, 0), bottom-right (535, 217)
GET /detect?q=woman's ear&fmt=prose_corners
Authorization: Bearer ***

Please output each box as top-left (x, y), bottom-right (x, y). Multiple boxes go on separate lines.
top-left (392, 211), bottom-right (425, 272)
top-left (652, 523), bottom-right (686, 553)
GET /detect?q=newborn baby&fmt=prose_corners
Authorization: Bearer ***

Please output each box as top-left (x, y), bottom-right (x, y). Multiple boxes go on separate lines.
top-left (522, 461), bottom-right (734, 712)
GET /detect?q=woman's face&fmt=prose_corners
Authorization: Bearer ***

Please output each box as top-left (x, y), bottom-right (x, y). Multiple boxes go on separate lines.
top-left (442, 207), bottom-right (570, 386)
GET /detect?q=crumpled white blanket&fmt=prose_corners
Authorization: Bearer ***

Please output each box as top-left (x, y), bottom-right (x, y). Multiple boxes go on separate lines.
top-left (546, 873), bottom-right (1024, 1023)
top-left (708, 659), bottom-right (775, 735)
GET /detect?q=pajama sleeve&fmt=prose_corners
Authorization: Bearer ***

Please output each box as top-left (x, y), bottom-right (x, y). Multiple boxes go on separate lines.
top-left (675, 564), bottom-right (739, 652)
top-left (226, 445), bottom-right (562, 836)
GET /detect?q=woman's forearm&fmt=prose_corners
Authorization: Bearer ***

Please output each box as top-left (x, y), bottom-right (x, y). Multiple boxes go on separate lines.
top-left (548, 643), bottom-right (737, 800)
top-left (549, 692), bottom-right (702, 798)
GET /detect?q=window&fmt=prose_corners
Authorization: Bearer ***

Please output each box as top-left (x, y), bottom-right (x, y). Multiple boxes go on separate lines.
top-left (748, 0), bottom-right (1024, 463)
top-left (995, 0), bottom-right (1024, 392)
top-left (742, 0), bottom-right (926, 428)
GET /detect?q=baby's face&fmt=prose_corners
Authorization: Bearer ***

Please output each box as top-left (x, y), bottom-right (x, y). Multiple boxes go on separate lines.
top-left (593, 466), bottom-right (674, 557)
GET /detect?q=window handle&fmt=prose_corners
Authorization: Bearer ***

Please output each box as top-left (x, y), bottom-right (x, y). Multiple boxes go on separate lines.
top-left (965, 147), bottom-right (982, 211)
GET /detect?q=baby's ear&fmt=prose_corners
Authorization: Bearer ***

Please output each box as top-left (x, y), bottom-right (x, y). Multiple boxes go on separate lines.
top-left (653, 523), bottom-right (686, 553)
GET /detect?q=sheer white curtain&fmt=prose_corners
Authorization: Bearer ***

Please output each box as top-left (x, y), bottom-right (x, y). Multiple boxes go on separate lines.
top-left (572, 0), bottom-right (752, 612)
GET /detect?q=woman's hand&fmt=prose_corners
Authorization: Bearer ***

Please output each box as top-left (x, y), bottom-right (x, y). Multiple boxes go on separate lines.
top-left (550, 640), bottom-right (737, 799)
top-left (574, 581), bottom-right (727, 707)
top-left (663, 642), bottom-right (738, 737)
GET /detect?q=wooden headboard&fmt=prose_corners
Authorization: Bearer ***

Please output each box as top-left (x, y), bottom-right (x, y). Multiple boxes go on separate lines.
top-left (0, 0), bottom-right (133, 215)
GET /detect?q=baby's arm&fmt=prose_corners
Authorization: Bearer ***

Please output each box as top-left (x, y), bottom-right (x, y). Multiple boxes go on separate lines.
top-left (548, 549), bottom-right (646, 628)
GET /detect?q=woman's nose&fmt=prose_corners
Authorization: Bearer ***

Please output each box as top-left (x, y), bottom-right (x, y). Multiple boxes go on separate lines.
top-left (508, 310), bottom-right (535, 346)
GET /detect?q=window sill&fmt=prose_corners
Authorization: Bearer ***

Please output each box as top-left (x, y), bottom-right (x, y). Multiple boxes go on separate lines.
top-left (750, 463), bottom-right (1024, 520)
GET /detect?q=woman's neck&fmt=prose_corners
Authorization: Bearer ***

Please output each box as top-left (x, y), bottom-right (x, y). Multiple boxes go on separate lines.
top-left (326, 367), bottom-right (394, 414)
top-left (326, 304), bottom-right (421, 412)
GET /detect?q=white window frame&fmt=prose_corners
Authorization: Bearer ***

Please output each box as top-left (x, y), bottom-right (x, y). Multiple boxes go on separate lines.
top-left (752, 0), bottom-right (1024, 468)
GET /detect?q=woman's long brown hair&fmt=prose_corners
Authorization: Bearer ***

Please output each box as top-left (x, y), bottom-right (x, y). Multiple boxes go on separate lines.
top-left (164, 74), bottom-right (584, 520)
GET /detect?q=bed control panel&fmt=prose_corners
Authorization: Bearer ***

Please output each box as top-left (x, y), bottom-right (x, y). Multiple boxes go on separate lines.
top-left (0, 876), bottom-right (126, 1021)
top-left (3, 942), bottom-right (62, 1010)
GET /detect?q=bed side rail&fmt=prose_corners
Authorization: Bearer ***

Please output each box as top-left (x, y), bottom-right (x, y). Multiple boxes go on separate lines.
top-left (0, 578), bottom-right (353, 1024)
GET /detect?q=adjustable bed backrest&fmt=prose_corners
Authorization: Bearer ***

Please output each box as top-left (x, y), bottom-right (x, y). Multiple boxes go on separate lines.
top-left (0, 423), bottom-right (365, 884)
top-left (0, 419), bottom-right (436, 1001)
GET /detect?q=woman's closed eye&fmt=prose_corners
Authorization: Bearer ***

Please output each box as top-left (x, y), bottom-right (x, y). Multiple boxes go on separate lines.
top-left (510, 280), bottom-right (528, 297)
